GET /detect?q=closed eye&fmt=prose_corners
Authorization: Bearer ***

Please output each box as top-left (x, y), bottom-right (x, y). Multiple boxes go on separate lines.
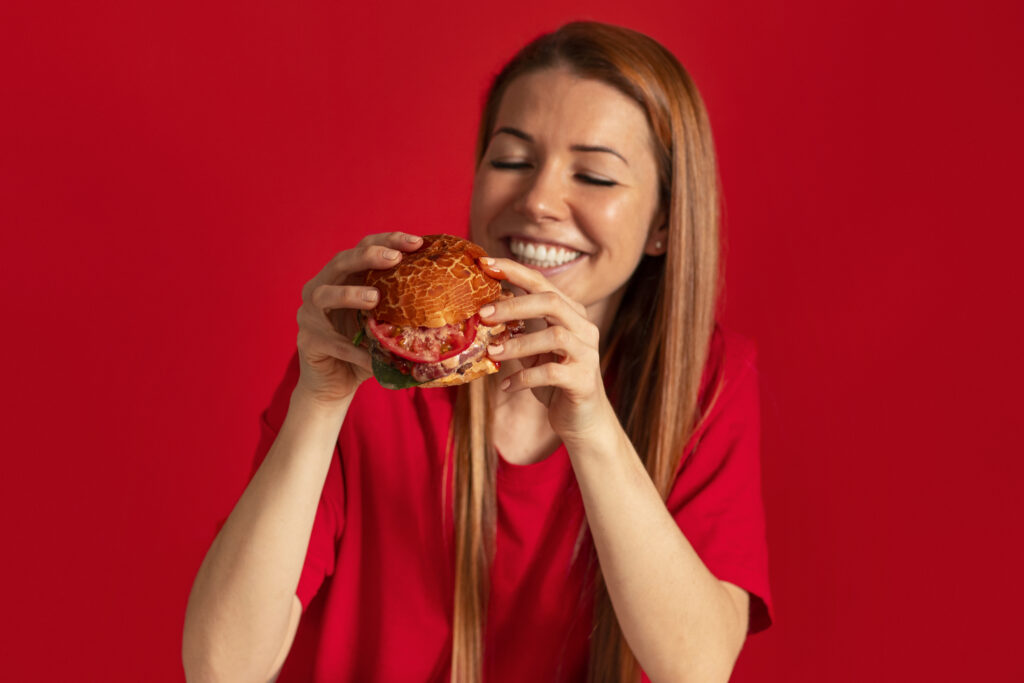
top-left (577, 174), bottom-right (616, 187)
top-left (489, 161), bottom-right (617, 187)
top-left (490, 161), bottom-right (530, 170)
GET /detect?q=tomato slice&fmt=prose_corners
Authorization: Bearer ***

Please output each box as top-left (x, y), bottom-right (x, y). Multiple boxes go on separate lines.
top-left (367, 315), bottom-right (479, 363)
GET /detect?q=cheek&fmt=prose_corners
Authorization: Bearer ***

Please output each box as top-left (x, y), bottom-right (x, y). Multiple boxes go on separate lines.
top-left (470, 173), bottom-right (510, 228)
top-left (468, 175), bottom-right (489, 235)
top-left (593, 196), bottom-right (650, 251)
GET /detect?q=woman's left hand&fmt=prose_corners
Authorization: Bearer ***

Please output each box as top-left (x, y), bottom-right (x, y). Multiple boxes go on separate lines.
top-left (477, 256), bottom-right (614, 443)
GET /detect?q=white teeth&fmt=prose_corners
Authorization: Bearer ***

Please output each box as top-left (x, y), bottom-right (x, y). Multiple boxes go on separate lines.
top-left (508, 238), bottom-right (582, 268)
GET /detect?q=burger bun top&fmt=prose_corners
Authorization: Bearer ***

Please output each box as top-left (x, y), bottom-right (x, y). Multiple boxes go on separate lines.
top-left (364, 234), bottom-right (501, 328)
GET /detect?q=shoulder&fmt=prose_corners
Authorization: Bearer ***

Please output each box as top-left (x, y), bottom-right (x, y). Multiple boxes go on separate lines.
top-left (698, 324), bottom-right (759, 419)
top-left (684, 323), bottom-right (761, 464)
top-left (670, 325), bottom-right (774, 632)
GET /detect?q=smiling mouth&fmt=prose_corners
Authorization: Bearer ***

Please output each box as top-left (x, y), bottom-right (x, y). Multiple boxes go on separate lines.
top-left (507, 237), bottom-right (584, 268)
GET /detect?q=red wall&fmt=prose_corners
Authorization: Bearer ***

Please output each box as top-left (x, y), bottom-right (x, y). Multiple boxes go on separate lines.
top-left (3, 0), bottom-right (1022, 680)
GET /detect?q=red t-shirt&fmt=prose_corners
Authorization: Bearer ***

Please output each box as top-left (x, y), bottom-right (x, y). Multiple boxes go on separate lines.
top-left (248, 324), bottom-right (773, 681)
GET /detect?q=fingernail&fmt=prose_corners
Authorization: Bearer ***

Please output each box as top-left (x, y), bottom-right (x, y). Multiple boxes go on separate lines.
top-left (405, 234), bottom-right (422, 243)
top-left (500, 378), bottom-right (511, 391)
top-left (479, 305), bottom-right (495, 318)
top-left (480, 257), bottom-right (495, 266)
top-left (383, 248), bottom-right (400, 260)
top-left (487, 343), bottom-right (503, 356)
top-left (363, 288), bottom-right (379, 302)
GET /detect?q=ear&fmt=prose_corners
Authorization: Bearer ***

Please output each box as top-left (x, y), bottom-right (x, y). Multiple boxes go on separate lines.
top-left (643, 208), bottom-right (669, 257)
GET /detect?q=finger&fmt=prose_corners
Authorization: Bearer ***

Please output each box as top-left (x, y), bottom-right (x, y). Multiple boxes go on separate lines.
top-left (304, 244), bottom-right (400, 297)
top-left (357, 230), bottom-right (424, 251)
top-left (502, 360), bottom-right (575, 394)
top-left (308, 232), bottom-right (424, 292)
top-left (480, 290), bottom-right (599, 347)
top-left (480, 257), bottom-right (587, 317)
top-left (478, 257), bottom-right (508, 281)
top-left (298, 326), bottom-right (373, 372)
top-left (487, 325), bottom-right (597, 366)
top-left (325, 243), bottom-right (407, 287)
top-left (479, 257), bottom-right (547, 291)
top-left (297, 293), bottom-right (367, 341)
top-left (310, 283), bottom-right (380, 313)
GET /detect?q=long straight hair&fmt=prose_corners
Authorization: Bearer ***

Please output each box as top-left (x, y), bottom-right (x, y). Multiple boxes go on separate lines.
top-left (447, 21), bottom-right (723, 683)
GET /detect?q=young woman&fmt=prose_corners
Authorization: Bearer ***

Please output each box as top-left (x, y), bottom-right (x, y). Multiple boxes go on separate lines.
top-left (184, 21), bottom-right (773, 683)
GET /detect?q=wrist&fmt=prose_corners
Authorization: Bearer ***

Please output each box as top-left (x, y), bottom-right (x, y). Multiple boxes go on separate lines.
top-left (559, 397), bottom-right (622, 451)
top-left (289, 385), bottom-right (356, 421)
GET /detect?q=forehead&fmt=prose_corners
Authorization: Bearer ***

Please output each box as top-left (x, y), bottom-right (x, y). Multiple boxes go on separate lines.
top-left (494, 68), bottom-right (654, 156)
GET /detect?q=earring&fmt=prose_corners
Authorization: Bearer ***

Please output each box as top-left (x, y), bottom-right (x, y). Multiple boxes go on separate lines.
top-left (655, 240), bottom-right (663, 249)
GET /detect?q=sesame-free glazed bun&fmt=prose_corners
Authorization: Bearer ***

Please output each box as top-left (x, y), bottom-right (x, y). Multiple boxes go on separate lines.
top-left (365, 234), bottom-right (501, 328)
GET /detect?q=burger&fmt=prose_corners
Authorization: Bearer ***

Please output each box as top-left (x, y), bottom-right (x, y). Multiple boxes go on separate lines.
top-left (351, 234), bottom-right (524, 390)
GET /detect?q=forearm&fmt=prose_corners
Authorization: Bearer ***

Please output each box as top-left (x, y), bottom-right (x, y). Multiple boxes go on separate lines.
top-left (182, 389), bottom-right (350, 682)
top-left (566, 410), bottom-right (744, 683)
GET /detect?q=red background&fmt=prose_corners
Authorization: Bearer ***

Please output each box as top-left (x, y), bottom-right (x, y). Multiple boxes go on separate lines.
top-left (2, 0), bottom-right (1022, 680)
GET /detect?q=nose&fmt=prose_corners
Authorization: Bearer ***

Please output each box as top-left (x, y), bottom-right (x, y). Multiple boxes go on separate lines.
top-left (513, 165), bottom-right (568, 223)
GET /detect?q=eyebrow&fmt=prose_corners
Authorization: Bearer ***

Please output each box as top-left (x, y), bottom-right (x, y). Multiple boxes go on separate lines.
top-left (492, 126), bottom-right (630, 166)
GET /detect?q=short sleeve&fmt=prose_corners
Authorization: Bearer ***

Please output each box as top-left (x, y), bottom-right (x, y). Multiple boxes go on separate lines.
top-left (668, 336), bottom-right (774, 634)
top-left (250, 352), bottom-right (346, 611)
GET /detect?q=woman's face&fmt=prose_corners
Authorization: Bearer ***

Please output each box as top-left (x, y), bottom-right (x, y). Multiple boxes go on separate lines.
top-left (469, 67), bottom-right (666, 332)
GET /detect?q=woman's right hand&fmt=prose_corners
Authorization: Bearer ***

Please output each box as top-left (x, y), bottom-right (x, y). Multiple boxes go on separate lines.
top-left (294, 231), bottom-right (423, 407)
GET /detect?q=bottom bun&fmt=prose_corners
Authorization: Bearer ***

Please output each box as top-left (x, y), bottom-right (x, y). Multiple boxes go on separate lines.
top-left (418, 355), bottom-right (500, 388)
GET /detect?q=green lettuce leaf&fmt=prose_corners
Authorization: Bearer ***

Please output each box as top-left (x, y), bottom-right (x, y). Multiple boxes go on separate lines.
top-left (371, 353), bottom-right (423, 390)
